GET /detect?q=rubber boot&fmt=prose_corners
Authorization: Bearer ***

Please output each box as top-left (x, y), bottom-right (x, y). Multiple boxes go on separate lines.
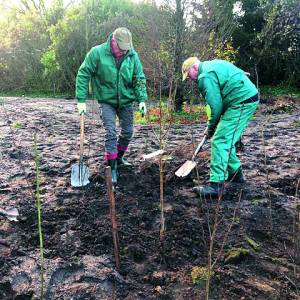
top-left (108, 159), bottom-right (118, 185)
top-left (117, 150), bottom-right (131, 166)
top-left (227, 167), bottom-right (245, 183)
top-left (193, 182), bottom-right (225, 198)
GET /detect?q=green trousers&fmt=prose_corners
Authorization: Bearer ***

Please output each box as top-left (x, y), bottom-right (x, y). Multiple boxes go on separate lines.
top-left (209, 101), bottom-right (259, 183)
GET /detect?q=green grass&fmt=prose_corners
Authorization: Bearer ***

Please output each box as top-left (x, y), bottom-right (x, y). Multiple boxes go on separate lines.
top-left (12, 121), bottom-right (22, 129)
top-left (260, 85), bottom-right (300, 97)
top-left (291, 120), bottom-right (300, 128)
top-left (191, 266), bottom-right (212, 286)
top-left (134, 104), bottom-right (207, 125)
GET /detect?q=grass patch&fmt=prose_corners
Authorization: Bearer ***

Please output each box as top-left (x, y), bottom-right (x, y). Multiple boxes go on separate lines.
top-left (246, 237), bottom-right (260, 250)
top-left (291, 120), bottom-right (300, 128)
top-left (225, 247), bottom-right (250, 263)
top-left (260, 85), bottom-right (300, 97)
top-left (134, 103), bottom-right (207, 125)
top-left (12, 121), bottom-right (22, 129)
top-left (191, 266), bottom-right (212, 286)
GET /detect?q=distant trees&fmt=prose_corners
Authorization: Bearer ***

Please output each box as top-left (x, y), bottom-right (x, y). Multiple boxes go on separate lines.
top-left (0, 5), bottom-right (49, 91)
top-left (0, 0), bottom-right (299, 99)
top-left (232, 0), bottom-right (300, 86)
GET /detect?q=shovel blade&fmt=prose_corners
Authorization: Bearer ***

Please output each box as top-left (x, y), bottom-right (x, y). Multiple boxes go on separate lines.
top-left (0, 208), bottom-right (19, 221)
top-left (175, 160), bottom-right (197, 178)
top-left (141, 150), bottom-right (164, 160)
top-left (71, 163), bottom-right (90, 187)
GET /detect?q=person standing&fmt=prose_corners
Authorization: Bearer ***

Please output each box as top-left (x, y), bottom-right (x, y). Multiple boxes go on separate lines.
top-left (76, 27), bottom-right (148, 185)
top-left (182, 57), bottom-right (259, 197)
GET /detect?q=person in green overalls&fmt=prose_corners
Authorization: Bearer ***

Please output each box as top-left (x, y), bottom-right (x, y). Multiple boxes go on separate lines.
top-left (182, 57), bottom-right (259, 197)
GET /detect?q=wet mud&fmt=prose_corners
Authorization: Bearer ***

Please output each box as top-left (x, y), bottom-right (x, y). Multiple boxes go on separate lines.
top-left (0, 96), bottom-right (299, 299)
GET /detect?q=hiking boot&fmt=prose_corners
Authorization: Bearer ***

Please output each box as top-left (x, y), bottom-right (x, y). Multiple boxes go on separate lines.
top-left (117, 157), bottom-right (131, 166)
top-left (227, 168), bottom-right (245, 184)
top-left (108, 159), bottom-right (118, 185)
top-left (193, 182), bottom-right (225, 198)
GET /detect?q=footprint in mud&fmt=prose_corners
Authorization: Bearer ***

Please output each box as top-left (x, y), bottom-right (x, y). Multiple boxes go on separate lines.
top-left (270, 177), bottom-right (299, 196)
top-left (127, 244), bottom-right (146, 262)
top-left (6, 255), bottom-right (125, 299)
top-left (0, 282), bottom-right (15, 300)
top-left (44, 264), bottom-right (83, 299)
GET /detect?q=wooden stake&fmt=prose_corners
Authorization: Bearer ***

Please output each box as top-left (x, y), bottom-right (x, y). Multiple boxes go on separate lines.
top-left (105, 166), bottom-right (120, 271)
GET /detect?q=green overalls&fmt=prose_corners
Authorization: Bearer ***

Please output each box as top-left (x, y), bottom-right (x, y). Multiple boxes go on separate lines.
top-left (197, 60), bottom-right (259, 183)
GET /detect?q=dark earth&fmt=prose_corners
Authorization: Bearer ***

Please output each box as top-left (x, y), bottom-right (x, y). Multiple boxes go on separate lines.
top-left (0, 95), bottom-right (299, 299)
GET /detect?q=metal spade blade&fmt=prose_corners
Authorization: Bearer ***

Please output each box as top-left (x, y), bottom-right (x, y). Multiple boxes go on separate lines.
top-left (71, 114), bottom-right (90, 187)
top-left (175, 131), bottom-right (207, 178)
top-left (71, 163), bottom-right (90, 187)
top-left (175, 160), bottom-right (197, 178)
top-left (0, 208), bottom-right (19, 221)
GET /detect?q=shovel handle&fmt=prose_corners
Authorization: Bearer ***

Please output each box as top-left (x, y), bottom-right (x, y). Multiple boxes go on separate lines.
top-left (192, 127), bottom-right (208, 161)
top-left (79, 114), bottom-right (84, 162)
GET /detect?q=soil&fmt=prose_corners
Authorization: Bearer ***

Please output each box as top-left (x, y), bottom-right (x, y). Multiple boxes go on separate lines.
top-left (0, 96), bottom-right (299, 300)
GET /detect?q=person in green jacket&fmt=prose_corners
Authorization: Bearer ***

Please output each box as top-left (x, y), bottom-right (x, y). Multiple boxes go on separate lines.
top-left (76, 27), bottom-right (148, 185)
top-left (182, 57), bottom-right (259, 197)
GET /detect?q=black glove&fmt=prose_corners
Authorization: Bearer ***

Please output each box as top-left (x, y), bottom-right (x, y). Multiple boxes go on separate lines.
top-left (207, 127), bottom-right (215, 139)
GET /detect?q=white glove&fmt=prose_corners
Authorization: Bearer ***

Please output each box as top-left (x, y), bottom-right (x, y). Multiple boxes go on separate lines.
top-left (139, 102), bottom-right (147, 116)
top-left (77, 103), bottom-right (87, 115)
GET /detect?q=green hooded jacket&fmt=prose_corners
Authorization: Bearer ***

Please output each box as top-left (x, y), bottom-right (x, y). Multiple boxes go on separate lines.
top-left (76, 35), bottom-right (148, 106)
top-left (197, 59), bottom-right (257, 134)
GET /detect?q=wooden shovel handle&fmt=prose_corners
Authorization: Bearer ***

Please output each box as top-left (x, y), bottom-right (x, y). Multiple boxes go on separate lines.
top-left (192, 127), bottom-right (208, 161)
top-left (79, 114), bottom-right (84, 162)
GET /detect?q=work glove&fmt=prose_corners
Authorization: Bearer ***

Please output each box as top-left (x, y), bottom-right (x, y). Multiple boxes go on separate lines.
top-left (139, 102), bottom-right (147, 117)
top-left (77, 103), bottom-right (87, 115)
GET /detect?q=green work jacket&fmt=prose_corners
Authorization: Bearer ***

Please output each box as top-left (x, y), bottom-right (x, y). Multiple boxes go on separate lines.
top-left (76, 35), bottom-right (148, 106)
top-left (197, 60), bottom-right (257, 133)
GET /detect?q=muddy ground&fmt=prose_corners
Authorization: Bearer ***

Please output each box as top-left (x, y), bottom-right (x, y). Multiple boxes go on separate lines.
top-left (0, 96), bottom-right (299, 299)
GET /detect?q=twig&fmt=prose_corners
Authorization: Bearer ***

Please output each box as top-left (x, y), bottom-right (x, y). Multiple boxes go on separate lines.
top-left (158, 60), bottom-right (165, 241)
top-left (204, 104), bottom-right (245, 300)
top-left (34, 132), bottom-right (44, 300)
top-left (293, 179), bottom-right (300, 276)
top-left (212, 190), bottom-right (242, 269)
top-left (283, 274), bottom-right (298, 292)
top-left (205, 192), bottom-right (222, 300)
top-left (261, 119), bottom-right (273, 233)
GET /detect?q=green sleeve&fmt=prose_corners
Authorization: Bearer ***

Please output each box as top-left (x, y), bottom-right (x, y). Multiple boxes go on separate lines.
top-left (133, 54), bottom-right (148, 102)
top-left (76, 48), bottom-right (98, 103)
top-left (200, 75), bottom-right (223, 135)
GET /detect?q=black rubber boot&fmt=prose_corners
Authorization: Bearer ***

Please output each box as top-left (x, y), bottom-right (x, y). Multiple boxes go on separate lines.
top-left (227, 167), bottom-right (245, 183)
top-left (117, 150), bottom-right (131, 166)
top-left (193, 182), bottom-right (225, 198)
top-left (108, 159), bottom-right (118, 185)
